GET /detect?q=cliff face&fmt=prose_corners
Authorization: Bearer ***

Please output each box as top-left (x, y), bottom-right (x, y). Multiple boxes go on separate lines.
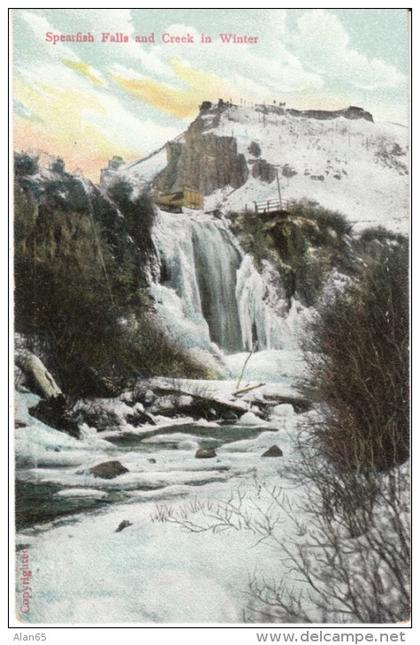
top-left (155, 106), bottom-right (249, 195)
top-left (255, 103), bottom-right (374, 123)
top-left (15, 158), bottom-right (158, 290)
top-left (14, 154), bottom-right (162, 395)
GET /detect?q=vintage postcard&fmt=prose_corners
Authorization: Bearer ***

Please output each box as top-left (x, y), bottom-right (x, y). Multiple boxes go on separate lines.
top-left (11, 7), bottom-right (410, 627)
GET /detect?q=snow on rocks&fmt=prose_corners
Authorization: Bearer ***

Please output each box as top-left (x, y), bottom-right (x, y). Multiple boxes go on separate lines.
top-left (261, 445), bottom-right (283, 457)
top-left (270, 403), bottom-right (295, 420)
top-left (53, 488), bottom-right (109, 500)
top-left (238, 411), bottom-right (265, 426)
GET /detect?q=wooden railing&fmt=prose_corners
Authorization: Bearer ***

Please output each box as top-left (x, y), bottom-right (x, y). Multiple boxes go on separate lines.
top-left (243, 198), bottom-right (292, 215)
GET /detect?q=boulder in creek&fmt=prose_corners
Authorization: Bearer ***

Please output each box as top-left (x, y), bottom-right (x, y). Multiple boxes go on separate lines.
top-left (90, 460), bottom-right (129, 479)
top-left (261, 445), bottom-right (283, 458)
top-left (143, 389), bottom-right (157, 406)
top-left (115, 520), bottom-right (133, 533)
top-left (29, 395), bottom-right (81, 439)
top-left (125, 410), bottom-right (156, 427)
top-left (195, 447), bottom-right (217, 459)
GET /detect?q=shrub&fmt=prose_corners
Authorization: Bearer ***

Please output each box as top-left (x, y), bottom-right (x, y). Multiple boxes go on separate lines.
top-left (303, 238), bottom-right (409, 472)
top-left (248, 141), bottom-right (261, 157)
top-left (14, 152), bottom-right (39, 176)
top-left (151, 474), bottom-right (410, 623)
top-left (230, 201), bottom-right (354, 307)
top-left (108, 179), bottom-right (156, 258)
top-left (359, 225), bottom-right (405, 245)
top-left (246, 467), bottom-right (410, 623)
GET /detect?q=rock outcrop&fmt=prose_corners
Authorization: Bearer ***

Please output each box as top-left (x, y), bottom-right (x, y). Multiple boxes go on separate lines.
top-left (29, 395), bottom-right (81, 439)
top-left (15, 349), bottom-right (62, 400)
top-left (155, 109), bottom-right (249, 195)
top-left (251, 159), bottom-right (276, 183)
top-left (255, 103), bottom-right (374, 123)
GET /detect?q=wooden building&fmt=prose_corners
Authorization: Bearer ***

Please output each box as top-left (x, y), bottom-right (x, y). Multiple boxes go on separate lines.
top-left (154, 187), bottom-right (203, 212)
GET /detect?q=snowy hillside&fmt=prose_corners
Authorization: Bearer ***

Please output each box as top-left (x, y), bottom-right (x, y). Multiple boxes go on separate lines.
top-left (115, 102), bottom-right (409, 234)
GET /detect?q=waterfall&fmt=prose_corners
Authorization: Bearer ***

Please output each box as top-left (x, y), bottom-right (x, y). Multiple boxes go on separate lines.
top-left (191, 221), bottom-right (242, 352)
top-left (236, 255), bottom-right (287, 351)
top-left (151, 210), bottom-right (290, 354)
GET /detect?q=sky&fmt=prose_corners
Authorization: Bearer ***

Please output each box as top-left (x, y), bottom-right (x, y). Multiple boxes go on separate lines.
top-left (12, 8), bottom-right (410, 181)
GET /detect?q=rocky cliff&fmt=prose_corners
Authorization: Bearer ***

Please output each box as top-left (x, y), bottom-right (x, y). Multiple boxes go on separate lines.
top-left (155, 102), bottom-right (249, 195)
top-left (14, 153), bottom-right (211, 396)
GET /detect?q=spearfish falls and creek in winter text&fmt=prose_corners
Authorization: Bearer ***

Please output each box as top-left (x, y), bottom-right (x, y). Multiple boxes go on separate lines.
top-left (44, 31), bottom-right (260, 45)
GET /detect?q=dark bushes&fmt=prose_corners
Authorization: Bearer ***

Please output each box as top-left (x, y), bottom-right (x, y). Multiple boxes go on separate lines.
top-left (14, 152), bottom-right (39, 176)
top-left (244, 236), bottom-right (410, 623)
top-left (359, 225), bottom-right (405, 244)
top-left (229, 200), bottom-right (354, 306)
top-left (304, 237), bottom-right (409, 471)
top-left (14, 173), bottom-right (209, 398)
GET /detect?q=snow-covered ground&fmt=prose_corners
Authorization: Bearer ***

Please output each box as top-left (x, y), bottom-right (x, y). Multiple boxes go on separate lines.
top-left (15, 363), bottom-right (311, 624)
top-left (207, 107), bottom-right (409, 234)
top-left (15, 376), bottom-right (409, 625)
top-left (124, 105), bottom-right (408, 235)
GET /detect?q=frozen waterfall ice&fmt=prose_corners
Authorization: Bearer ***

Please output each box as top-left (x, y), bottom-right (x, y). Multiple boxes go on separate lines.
top-left (151, 210), bottom-right (296, 354)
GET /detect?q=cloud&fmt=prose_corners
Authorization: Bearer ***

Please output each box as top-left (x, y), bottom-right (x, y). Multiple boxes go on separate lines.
top-left (14, 99), bottom-right (44, 123)
top-left (62, 59), bottom-right (105, 86)
top-left (109, 16), bottom-right (324, 119)
top-left (13, 77), bottom-right (139, 180)
top-left (19, 10), bottom-right (79, 61)
top-left (14, 61), bottom-right (180, 180)
top-left (82, 91), bottom-right (180, 151)
top-left (49, 8), bottom-right (174, 79)
top-left (111, 58), bottom-right (233, 119)
top-left (18, 11), bottom-right (107, 89)
top-left (294, 10), bottom-right (406, 90)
